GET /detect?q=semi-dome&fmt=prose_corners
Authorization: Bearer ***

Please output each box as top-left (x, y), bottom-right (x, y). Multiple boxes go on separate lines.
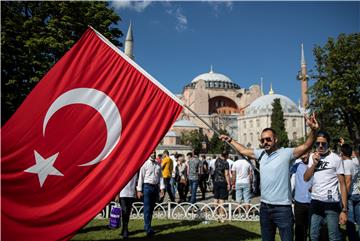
top-left (165, 131), bottom-right (179, 137)
top-left (245, 92), bottom-right (300, 116)
top-left (173, 119), bottom-right (197, 128)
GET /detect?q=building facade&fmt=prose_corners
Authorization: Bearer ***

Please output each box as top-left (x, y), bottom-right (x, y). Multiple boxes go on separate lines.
top-left (124, 24), bottom-right (309, 149)
top-left (179, 66), bottom-right (262, 138)
top-left (238, 88), bottom-right (306, 148)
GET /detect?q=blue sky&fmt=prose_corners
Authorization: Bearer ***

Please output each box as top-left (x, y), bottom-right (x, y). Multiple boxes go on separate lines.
top-left (110, 1), bottom-right (359, 104)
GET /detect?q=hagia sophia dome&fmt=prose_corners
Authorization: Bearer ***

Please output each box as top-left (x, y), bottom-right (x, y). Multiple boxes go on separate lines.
top-left (245, 90), bottom-right (300, 116)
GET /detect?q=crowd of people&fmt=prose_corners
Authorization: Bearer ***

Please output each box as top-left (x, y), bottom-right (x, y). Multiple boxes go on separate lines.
top-left (114, 113), bottom-right (360, 241)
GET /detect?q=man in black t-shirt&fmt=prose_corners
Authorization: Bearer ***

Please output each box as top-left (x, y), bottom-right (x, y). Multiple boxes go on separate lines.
top-left (199, 154), bottom-right (209, 200)
top-left (213, 151), bottom-right (231, 221)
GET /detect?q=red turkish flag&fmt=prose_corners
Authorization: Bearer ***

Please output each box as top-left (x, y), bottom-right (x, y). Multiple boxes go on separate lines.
top-left (1, 27), bottom-right (183, 240)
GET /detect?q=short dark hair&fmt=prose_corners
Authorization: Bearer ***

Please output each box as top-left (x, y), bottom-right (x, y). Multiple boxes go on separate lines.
top-left (262, 128), bottom-right (277, 137)
top-left (341, 144), bottom-right (353, 158)
top-left (317, 130), bottom-right (331, 143)
top-left (163, 150), bottom-right (169, 155)
top-left (221, 150), bottom-right (229, 158)
top-left (186, 152), bottom-right (193, 157)
top-left (176, 153), bottom-right (184, 159)
top-left (201, 154), bottom-right (206, 159)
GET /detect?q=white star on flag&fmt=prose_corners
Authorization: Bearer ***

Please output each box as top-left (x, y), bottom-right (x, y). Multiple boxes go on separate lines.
top-left (25, 151), bottom-right (64, 187)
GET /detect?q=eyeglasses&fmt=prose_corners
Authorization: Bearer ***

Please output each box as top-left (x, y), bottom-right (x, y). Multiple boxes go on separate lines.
top-left (315, 141), bottom-right (328, 148)
top-left (260, 137), bottom-right (272, 144)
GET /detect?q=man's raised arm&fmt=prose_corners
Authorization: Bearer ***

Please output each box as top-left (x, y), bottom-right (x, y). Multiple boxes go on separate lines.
top-left (219, 135), bottom-right (256, 159)
top-left (293, 113), bottom-right (319, 159)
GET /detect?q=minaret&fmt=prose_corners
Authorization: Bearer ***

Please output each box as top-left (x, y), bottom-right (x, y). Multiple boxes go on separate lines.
top-left (260, 77), bottom-right (264, 95)
top-left (297, 43), bottom-right (309, 108)
top-left (124, 22), bottom-right (134, 60)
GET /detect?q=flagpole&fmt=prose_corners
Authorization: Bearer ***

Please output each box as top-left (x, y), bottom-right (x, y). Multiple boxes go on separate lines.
top-left (183, 105), bottom-right (259, 172)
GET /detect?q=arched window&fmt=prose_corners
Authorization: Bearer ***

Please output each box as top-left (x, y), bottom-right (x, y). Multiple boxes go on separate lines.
top-left (293, 132), bottom-right (297, 140)
top-left (256, 119), bottom-right (260, 127)
top-left (244, 121), bottom-right (247, 129)
top-left (250, 133), bottom-right (253, 142)
top-left (292, 119), bottom-right (297, 127)
top-left (244, 133), bottom-right (247, 142)
top-left (250, 120), bottom-right (253, 128)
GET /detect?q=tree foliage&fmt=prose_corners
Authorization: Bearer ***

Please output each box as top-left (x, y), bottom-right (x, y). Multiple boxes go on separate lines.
top-left (1, 1), bottom-right (123, 124)
top-left (270, 98), bottom-right (289, 147)
top-left (180, 129), bottom-right (209, 154)
top-left (309, 33), bottom-right (360, 146)
top-left (208, 129), bottom-right (229, 154)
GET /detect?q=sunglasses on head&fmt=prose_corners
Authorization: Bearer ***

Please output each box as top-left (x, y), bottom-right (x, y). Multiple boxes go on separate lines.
top-left (315, 141), bottom-right (328, 148)
top-left (260, 137), bottom-right (272, 144)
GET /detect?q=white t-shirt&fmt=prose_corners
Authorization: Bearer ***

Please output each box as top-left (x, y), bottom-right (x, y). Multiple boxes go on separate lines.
top-left (209, 158), bottom-right (216, 175)
top-left (343, 157), bottom-right (360, 196)
top-left (227, 159), bottom-right (234, 178)
top-left (170, 155), bottom-right (177, 178)
top-left (231, 159), bottom-right (252, 184)
top-left (308, 152), bottom-right (344, 202)
top-left (120, 173), bottom-right (139, 198)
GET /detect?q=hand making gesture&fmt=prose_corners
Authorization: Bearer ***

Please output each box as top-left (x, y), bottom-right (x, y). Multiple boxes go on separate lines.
top-left (305, 112), bottom-right (319, 131)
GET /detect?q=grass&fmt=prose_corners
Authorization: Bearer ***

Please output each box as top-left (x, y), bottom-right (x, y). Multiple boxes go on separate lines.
top-left (71, 219), bottom-right (280, 241)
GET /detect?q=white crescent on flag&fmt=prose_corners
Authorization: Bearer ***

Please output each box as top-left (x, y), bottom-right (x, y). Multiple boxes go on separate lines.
top-left (43, 88), bottom-right (122, 166)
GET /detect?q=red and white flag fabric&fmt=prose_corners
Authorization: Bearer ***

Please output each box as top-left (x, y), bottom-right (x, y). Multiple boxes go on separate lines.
top-left (1, 27), bottom-right (183, 241)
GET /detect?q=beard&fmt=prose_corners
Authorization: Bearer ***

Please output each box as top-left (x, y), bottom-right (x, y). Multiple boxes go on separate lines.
top-left (264, 144), bottom-right (271, 149)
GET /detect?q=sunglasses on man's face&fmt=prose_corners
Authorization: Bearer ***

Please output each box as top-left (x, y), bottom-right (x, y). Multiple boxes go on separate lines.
top-left (260, 137), bottom-right (272, 144)
top-left (315, 141), bottom-right (328, 148)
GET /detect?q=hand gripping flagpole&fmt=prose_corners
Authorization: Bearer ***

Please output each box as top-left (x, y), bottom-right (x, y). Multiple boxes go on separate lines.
top-left (183, 105), bottom-right (259, 172)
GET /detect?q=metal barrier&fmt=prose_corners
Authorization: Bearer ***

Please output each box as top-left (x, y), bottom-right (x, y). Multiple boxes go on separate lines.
top-left (97, 201), bottom-right (260, 221)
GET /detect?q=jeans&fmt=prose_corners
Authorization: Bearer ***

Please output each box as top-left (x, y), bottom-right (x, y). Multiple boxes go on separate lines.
top-left (294, 201), bottom-right (310, 241)
top-left (170, 177), bottom-right (177, 197)
top-left (235, 183), bottom-right (251, 203)
top-left (347, 194), bottom-right (360, 241)
top-left (260, 202), bottom-right (294, 241)
top-left (143, 183), bottom-right (159, 233)
top-left (309, 200), bottom-right (341, 241)
top-left (189, 180), bottom-right (199, 204)
top-left (160, 178), bottom-right (175, 202)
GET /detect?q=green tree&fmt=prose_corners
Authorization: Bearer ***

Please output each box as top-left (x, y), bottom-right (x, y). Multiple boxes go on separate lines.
top-left (270, 98), bottom-right (289, 147)
top-left (1, 1), bottom-right (123, 124)
top-left (309, 33), bottom-right (360, 147)
top-left (180, 129), bottom-right (205, 154)
top-left (208, 129), bottom-right (229, 154)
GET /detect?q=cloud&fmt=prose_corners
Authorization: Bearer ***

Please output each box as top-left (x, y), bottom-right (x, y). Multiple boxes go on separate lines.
top-left (166, 7), bottom-right (188, 32)
top-left (208, 1), bottom-right (233, 17)
top-left (111, 1), bottom-right (152, 12)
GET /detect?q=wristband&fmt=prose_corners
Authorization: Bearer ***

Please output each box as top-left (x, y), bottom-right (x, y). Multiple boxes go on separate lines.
top-left (342, 208), bottom-right (348, 214)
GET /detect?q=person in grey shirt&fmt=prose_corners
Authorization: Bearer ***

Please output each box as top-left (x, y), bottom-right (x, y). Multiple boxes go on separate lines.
top-left (187, 152), bottom-right (201, 204)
